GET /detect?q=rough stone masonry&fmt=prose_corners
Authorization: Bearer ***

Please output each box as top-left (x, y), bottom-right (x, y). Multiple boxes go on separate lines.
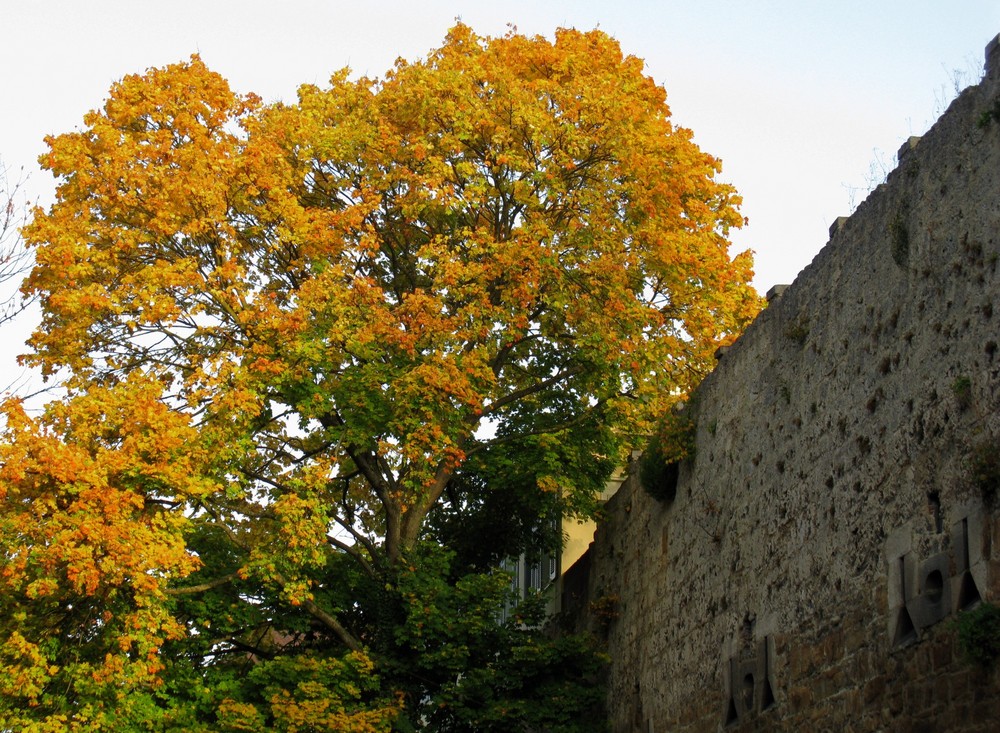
top-left (565, 32), bottom-right (1000, 732)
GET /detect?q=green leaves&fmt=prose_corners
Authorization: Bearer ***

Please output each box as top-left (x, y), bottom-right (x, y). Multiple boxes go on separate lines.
top-left (388, 544), bottom-right (608, 733)
top-left (9, 22), bottom-right (761, 731)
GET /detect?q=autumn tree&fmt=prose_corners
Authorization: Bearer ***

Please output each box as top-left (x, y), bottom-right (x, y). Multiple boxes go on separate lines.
top-left (1, 25), bottom-right (761, 731)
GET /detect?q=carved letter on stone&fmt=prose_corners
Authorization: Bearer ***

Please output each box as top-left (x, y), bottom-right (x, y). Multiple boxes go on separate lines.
top-left (887, 511), bottom-right (984, 647)
top-left (724, 637), bottom-right (775, 725)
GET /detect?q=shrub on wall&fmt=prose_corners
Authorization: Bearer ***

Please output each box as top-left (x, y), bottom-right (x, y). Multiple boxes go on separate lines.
top-left (955, 602), bottom-right (1000, 668)
top-left (639, 405), bottom-right (696, 502)
top-left (970, 437), bottom-right (1000, 504)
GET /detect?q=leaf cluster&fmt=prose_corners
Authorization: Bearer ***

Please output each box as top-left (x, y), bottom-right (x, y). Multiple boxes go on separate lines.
top-left (639, 403), bottom-right (697, 502)
top-left (954, 602), bottom-right (1000, 668)
top-left (386, 544), bottom-right (608, 733)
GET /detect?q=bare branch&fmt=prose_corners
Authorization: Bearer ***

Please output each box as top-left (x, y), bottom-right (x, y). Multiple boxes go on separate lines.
top-left (0, 161), bottom-right (34, 327)
top-left (270, 570), bottom-right (363, 652)
top-left (482, 363), bottom-right (584, 417)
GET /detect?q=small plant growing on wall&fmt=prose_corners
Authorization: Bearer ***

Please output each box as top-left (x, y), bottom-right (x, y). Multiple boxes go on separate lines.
top-left (954, 602), bottom-right (1000, 668)
top-left (589, 593), bottom-right (621, 636)
top-left (952, 375), bottom-right (973, 411)
top-left (889, 209), bottom-right (910, 268)
top-left (970, 438), bottom-right (1000, 504)
top-left (783, 315), bottom-right (810, 346)
top-left (639, 404), bottom-right (696, 502)
top-left (977, 96), bottom-right (1000, 129)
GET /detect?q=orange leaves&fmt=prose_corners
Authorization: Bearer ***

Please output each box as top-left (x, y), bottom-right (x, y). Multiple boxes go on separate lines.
top-left (0, 375), bottom-right (210, 603)
top-left (13, 29), bottom-right (763, 693)
top-left (0, 630), bottom-right (55, 703)
top-left (0, 25), bottom-right (771, 728)
top-left (0, 377), bottom-right (216, 723)
top-left (274, 493), bottom-right (331, 566)
top-left (21, 55), bottom-right (272, 385)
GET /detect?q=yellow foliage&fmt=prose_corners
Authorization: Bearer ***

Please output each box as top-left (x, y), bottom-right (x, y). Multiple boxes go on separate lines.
top-left (5, 24), bottom-right (763, 728)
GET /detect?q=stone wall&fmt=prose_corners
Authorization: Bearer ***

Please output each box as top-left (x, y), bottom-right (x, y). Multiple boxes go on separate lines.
top-left (567, 34), bottom-right (1000, 732)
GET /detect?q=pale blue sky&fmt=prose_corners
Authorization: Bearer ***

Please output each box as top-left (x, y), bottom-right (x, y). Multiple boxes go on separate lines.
top-left (1, 1), bottom-right (999, 393)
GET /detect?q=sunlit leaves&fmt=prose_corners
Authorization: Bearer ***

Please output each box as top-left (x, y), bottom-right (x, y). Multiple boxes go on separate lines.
top-left (217, 651), bottom-right (401, 733)
top-left (0, 376), bottom-right (211, 728)
top-left (9, 23), bottom-right (763, 730)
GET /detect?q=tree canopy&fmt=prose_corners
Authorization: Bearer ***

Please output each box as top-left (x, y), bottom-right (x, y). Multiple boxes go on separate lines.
top-left (1, 24), bottom-right (761, 731)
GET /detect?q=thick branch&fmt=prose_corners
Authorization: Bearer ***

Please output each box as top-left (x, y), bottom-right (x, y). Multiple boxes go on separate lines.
top-left (299, 595), bottom-right (363, 652)
top-left (482, 363), bottom-right (584, 418)
top-left (399, 461), bottom-right (454, 550)
top-left (345, 444), bottom-right (404, 564)
top-left (166, 572), bottom-right (239, 595)
top-left (327, 534), bottom-right (377, 579)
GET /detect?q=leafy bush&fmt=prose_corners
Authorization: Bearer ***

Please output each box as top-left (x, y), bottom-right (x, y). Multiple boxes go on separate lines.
top-left (970, 438), bottom-right (1000, 504)
top-left (639, 406), bottom-right (696, 502)
top-left (952, 375), bottom-right (973, 410)
top-left (954, 602), bottom-right (1000, 667)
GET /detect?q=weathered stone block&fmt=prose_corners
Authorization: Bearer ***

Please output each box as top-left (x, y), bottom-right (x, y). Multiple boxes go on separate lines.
top-left (766, 284), bottom-right (789, 302)
top-left (828, 215), bottom-right (849, 237)
top-left (930, 639), bottom-right (953, 670)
